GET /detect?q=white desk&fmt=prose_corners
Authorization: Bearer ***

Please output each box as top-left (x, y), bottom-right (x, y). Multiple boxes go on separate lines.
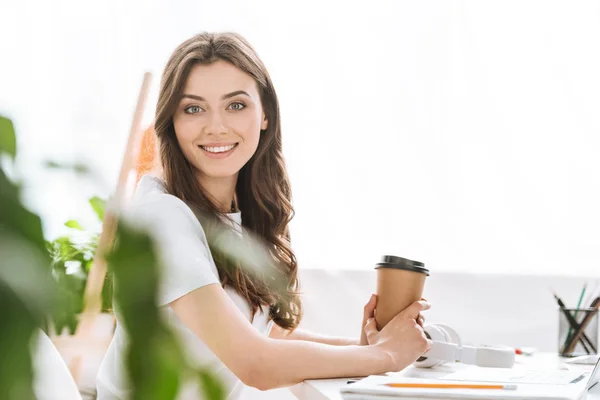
top-left (290, 353), bottom-right (600, 400)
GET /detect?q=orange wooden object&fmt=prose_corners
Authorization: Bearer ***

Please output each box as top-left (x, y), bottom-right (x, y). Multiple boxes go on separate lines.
top-left (135, 124), bottom-right (157, 182)
top-left (59, 73), bottom-right (153, 391)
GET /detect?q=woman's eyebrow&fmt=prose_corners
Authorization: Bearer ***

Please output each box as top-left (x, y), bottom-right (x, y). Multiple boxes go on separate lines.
top-left (181, 90), bottom-right (251, 101)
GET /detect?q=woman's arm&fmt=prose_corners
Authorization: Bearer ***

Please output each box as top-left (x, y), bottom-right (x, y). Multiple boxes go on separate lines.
top-left (270, 293), bottom-right (379, 346)
top-left (269, 325), bottom-right (359, 346)
top-left (170, 284), bottom-right (431, 391)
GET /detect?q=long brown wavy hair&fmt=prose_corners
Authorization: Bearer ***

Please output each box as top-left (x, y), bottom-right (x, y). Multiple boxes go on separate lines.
top-left (153, 32), bottom-right (302, 330)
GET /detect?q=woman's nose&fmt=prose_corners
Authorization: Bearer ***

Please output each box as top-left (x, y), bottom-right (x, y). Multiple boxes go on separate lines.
top-left (204, 110), bottom-right (227, 135)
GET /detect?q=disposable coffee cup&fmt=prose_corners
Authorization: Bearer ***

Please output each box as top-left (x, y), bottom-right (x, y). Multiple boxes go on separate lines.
top-left (374, 255), bottom-right (429, 330)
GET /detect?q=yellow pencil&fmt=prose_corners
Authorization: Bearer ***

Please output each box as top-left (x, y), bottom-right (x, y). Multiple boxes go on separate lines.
top-left (384, 383), bottom-right (517, 390)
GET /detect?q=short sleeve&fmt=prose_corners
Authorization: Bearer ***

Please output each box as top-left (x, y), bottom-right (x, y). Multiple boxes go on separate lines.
top-left (123, 194), bottom-right (220, 306)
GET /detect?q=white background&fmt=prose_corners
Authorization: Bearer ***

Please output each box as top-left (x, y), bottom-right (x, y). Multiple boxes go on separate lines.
top-left (1, 0), bottom-right (599, 276)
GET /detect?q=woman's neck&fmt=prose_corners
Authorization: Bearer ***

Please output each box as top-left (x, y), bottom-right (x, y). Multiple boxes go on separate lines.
top-left (197, 173), bottom-right (238, 213)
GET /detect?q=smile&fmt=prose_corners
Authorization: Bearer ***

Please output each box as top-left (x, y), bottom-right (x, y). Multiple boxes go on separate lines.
top-left (198, 143), bottom-right (239, 159)
top-left (200, 143), bottom-right (237, 153)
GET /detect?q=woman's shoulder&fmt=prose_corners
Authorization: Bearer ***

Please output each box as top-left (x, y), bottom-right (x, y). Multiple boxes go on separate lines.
top-left (131, 174), bottom-right (173, 205)
top-left (125, 174), bottom-right (202, 234)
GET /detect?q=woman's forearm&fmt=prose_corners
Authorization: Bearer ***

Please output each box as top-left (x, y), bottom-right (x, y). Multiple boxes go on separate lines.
top-left (252, 337), bottom-right (391, 390)
top-left (271, 326), bottom-right (359, 346)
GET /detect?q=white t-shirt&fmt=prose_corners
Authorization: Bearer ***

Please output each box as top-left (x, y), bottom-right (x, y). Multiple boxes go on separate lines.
top-left (96, 175), bottom-right (274, 400)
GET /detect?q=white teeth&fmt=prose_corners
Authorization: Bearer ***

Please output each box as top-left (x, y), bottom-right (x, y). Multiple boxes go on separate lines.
top-left (201, 144), bottom-right (236, 153)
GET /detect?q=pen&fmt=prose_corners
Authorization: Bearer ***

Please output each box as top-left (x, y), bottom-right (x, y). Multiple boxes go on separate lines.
top-left (564, 296), bottom-right (600, 354)
top-left (515, 347), bottom-right (536, 356)
top-left (346, 378), bottom-right (364, 384)
top-left (554, 293), bottom-right (596, 353)
top-left (383, 383), bottom-right (517, 390)
top-left (565, 283), bottom-right (588, 350)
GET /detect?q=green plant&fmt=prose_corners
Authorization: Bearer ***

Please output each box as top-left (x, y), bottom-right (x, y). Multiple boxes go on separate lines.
top-left (46, 196), bottom-right (112, 334)
top-left (107, 222), bottom-right (224, 400)
top-left (1, 114), bottom-right (225, 399)
top-left (0, 115), bottom-right (57, 399)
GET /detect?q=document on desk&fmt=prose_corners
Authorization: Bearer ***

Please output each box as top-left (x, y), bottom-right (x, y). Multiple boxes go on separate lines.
top-left (339, 373), bottom-right (590, 400)
top-left (439, 367), bottom-right (585, 385)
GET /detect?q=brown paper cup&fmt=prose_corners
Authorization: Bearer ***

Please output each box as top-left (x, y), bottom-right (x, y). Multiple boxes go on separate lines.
top-left (374, 255), bottom-right (429, 331)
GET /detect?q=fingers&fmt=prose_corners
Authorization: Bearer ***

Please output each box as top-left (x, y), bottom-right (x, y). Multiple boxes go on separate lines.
top-left (415, 322), bottom-right (432, 352)
top-left (417, 313), bottom-right (425, 327)
top-left (360, 295), bottom-right (378, 346)
top-left (364, 318), bottom-right (379, 343)
top-left (363, 294), bottom-right (377, 320)
top-left (364, 318), bottom-right (378, 332)
top-left (401, 300), bottom-right (431, 320)
top-left (424, 337), bottom-right (433, 351)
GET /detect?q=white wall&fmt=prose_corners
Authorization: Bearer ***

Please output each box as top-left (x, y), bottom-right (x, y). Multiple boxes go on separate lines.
top-left (1, 1), bottom-right (599, 276)
top-left (297, 269), bottom-right (597, 352)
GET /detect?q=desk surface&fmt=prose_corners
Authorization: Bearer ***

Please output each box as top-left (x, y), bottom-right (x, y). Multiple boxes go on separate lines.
top-left (290, 353), bottom-right (600, 400)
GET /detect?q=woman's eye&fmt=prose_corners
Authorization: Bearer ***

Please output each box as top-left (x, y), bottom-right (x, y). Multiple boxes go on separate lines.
top-left (184, 105), bottom-right (202, 114)
top-left (228, 102), bottom-right (246, 111)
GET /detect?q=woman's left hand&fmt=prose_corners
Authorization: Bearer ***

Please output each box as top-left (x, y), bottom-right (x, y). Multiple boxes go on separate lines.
top-left (417, 297), bottom-right (426, 327)
top-left (359, 295), bottom-right (426, 345)
top-left (359, 294), bottom-right (377, 345)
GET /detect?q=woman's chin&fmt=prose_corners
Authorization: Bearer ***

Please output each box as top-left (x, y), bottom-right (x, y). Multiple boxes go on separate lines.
top-left (197, 168), bottom-right (241, 181)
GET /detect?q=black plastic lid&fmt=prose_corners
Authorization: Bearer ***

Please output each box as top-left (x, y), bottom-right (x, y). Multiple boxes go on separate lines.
top-left (375, 255), bottom-right (429, 276)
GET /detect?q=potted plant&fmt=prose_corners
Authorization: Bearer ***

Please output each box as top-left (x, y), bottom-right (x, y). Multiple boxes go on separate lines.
top-left (46, 196), bottom-right (114, 336)
top-left (45, 196), bottom-right (117, 397)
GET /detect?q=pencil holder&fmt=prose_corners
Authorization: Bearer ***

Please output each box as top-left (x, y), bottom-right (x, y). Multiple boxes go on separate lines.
top-left (558, 307), bottom-right (599, 357)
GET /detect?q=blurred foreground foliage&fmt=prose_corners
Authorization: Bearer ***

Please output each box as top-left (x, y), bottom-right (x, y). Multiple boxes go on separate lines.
top-left (0, 115), bottom-right (54, 399)
top-left (0, 115), bottom-right (224, 399)
top-left (45, 195), bottom-right (113, 334)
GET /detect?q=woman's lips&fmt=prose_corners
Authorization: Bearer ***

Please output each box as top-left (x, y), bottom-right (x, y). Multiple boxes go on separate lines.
top-left (199, 143), bottom-right (239, 159)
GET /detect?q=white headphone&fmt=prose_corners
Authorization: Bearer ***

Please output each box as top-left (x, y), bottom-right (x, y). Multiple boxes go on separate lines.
top-left (414, 323), bottom-right (515, 369)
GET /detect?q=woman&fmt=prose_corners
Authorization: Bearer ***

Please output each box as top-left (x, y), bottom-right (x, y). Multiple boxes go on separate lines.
top-left (96, 32), bottom-right (431, 399)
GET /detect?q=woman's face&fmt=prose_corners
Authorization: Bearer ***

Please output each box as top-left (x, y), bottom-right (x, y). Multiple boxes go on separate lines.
top-left (172, 60), bottom-right (268, 182)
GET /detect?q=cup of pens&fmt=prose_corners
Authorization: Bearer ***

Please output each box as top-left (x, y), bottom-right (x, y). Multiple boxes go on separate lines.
top-left (556, 292), bottom-right (600, 357)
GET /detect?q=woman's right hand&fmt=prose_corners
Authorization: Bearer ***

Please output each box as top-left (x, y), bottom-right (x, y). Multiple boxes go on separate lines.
top-left (363, 300), bottom-right (433, 372)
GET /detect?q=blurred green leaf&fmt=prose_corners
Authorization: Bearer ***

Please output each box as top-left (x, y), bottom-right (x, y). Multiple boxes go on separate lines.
top-left (65, 220), bottom-right (84, 230)
top-left (101, 269), bottom-right (113, 312)
top-left (45, 196), bottom-right (109, 333)
top-left (44, 161), bottom-right (60, 168)
top-left (89, 196), bottom-right (106, 222)
top-left (44, 160), bottom-right (90, 175)
top-left (49, 265), bottom-right (85, 334)
top-left (0, 286), bottom-right (36, 400)
top-left (0, 118), bottom-right (52, 312)
top-left (0, 116), bottom-right (16, 159)
top-left (0, 116), bottom-right (55, 399)
top-left (73, 163), bottom-right (90, 174)
top-left (199, 370), bottom-right (225, 400)
top-left (46, 229), bottom-right (108, 333)
top-left (2, 113), bottom-right (227, 399)
top-left (48, 236), bottom-right (81, 265)
top-left (108, 223), bottom-right (182, 400)
top-left (0, 167), bottom-right (20, 202)
top-left (108, 222), bottom-right (225, 399)
top-left (0, 197), bottom-right (55, 313)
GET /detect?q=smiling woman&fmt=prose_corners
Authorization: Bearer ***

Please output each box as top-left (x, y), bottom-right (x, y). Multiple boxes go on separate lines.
top-left (172, 61), bottom-right (268, 204)
top-left (96, 31), bottom-right (432, 400)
